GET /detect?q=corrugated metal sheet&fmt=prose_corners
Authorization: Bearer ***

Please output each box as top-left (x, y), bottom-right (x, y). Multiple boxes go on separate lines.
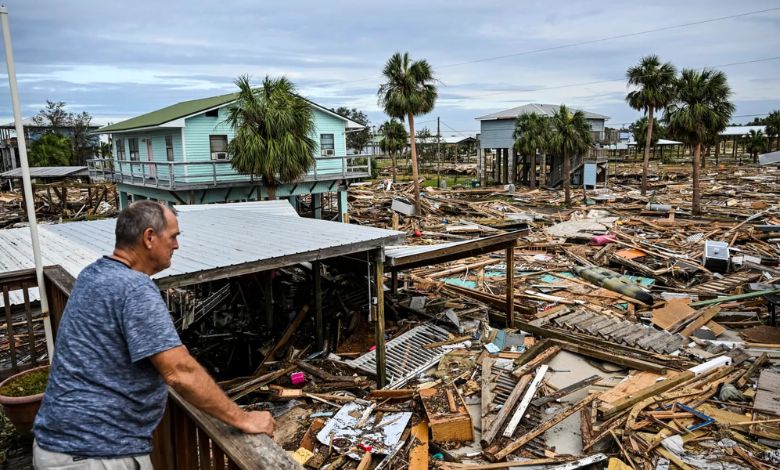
top-left (720, 125), bottom-right (766, 137)
top-left (477, 103), bottom-right (609, 121)
top-left (0, 166), bottom-right (89, 179)
top-left (174, 200), bottom-right (299, 218)
top-left (0, 207), bottom-right (404, 306)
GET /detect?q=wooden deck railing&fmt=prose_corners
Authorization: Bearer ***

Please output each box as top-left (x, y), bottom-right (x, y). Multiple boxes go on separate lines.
top-left (151, 390), bottom-right (301, 469)
top-left (0, 266), bottom-right (71, 380)
top-left (0, 264), bottom-right (300, 468)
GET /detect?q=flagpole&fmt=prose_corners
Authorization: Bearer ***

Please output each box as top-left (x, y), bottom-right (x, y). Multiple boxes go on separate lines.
top-left (0, 6), bottom-right (55, 362)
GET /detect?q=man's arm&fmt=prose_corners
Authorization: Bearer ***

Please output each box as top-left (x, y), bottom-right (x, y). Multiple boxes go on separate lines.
top-left (150, 345), bottom-right (275, 436)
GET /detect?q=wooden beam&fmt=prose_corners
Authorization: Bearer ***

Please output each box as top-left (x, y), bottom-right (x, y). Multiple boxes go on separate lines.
top-left (481, 374), bottom-right (532, 446)
top-left (506, 246), bottom-right (514, 327)
top-left (374, 248), bottom-right (387, 388)
top-left (313, 261), bottom-right (323, 350)
top-left (503, 365), bottom-right (548, 438)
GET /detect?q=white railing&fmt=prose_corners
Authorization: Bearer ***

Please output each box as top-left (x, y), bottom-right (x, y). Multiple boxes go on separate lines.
top-left (87, 155), bottom-right (373, 190)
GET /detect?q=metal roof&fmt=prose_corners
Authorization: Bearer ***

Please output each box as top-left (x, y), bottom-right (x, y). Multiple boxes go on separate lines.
top-left (720, 125), bottom-right (766, 136)
top-left (0, 204), bottom-right (404, 305)
top-left (98, 91), bottom-right (361, 133)
top-left (1, 166), bottom-right (89, 179)
top-left (385, 232), bottom-right (522, 271)
top-left (477, 103), bottom-right (609, 121)
top-left (174, 200), bottom-right (300, 218)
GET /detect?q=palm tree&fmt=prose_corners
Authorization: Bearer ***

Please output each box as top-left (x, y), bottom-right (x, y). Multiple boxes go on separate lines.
top-left (666, 69), bottom-right (734, 215)
top-left (744, 129), bottom-right (767, 163)
top-left (626, 55), bottom-right (677, 195)
top-left (379, 119), bottom-right (408, 182)
top-left (549, 105), bottom-right (593, 206)
top-left (765, 110), bottom-right (780, 151)
top-left (378, 52), bottom-right (437, 215)
top-left (225, 75), bottom-right (317, 200)
top-left (513, 113), bottom-right (550, 189)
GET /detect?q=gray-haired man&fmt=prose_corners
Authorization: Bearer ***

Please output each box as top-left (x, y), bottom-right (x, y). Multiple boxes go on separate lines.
top-left (33, 200), bottom-right (274, 469)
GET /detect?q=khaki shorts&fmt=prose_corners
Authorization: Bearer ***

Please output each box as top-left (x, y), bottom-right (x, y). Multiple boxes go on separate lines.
top-left (33, 441), bottom-right (153, 470)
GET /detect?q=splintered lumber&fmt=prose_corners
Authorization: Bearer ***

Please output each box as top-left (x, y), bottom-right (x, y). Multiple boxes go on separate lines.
top-left (481, 357), bottom-right (496, 436)
top-left (440, 458), bottom-right (573, 469)
top-left (408, 421), bottom-right (429, 470)
top-left (678, 306), bottom-right (721, 336)
top-left (597, 371), bottom-right (694, 419)
top-left (736, 352), bottom-right (768, 387)
top-left (512, 345), bottom-right (560, 377)
top-left (551, 339), bottom-right (668, 374)
top-left (481, 374), bottom-right (532, 446)
top-left (532, 375), bottom-right (600, 407)
top-left (488, 393), bottom-right (600, 462)
top-left (420, 384), bottom-right (474, 443)
top-left (356, 451), bottom-right (372, 470)
top-left (254, 304), bottom-right (310, 374)
top-left (503, 365), bottom-right (548, 438)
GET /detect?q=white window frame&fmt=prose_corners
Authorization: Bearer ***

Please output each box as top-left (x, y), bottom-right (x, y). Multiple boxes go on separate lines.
top-left (209, 135), bottom-right (229, 161)
top-left (320, 133), bottom-right (335, 157)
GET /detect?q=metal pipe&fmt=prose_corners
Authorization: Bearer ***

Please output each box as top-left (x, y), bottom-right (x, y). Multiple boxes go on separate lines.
top-left (0, 6), bottom-right (55, 361)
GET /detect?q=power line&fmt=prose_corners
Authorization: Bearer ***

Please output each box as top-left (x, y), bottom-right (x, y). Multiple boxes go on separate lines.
top-left (446, 56), bottom-right (780, 99)
top-left (439, 8), bottom-right (780, 68)
top-left (303, 7), bottom-right (780, 90)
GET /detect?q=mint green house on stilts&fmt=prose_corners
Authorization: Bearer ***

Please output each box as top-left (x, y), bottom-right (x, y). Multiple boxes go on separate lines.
top-left (90, 92), bottom-right (369, 219)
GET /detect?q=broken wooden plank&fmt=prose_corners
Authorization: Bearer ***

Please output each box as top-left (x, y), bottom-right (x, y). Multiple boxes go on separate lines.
top-left (408, 421), bottom-right (429, 470)
top-left (597, 371), bottom-right (695, 419)
top-left (480, 374), bottom-right (532, 446)
top-left (503, 365), bottom-right (548, 438)
top-left (488, 393), bottom-right (600, 462)
top-left (512, 345), bottom-right (560, 377)
top-left (420, 384), bottom-right (473, 443)
top-left (532, 375), bottom-right (600, 407)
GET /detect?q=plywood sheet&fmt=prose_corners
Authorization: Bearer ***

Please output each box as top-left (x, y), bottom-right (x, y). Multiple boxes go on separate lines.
top-left (598, 371), bottom-right (662, 404)
top-left (651, 298), bottom-right (695, 331)
top-left (754, 369), bottom-right (780, 415)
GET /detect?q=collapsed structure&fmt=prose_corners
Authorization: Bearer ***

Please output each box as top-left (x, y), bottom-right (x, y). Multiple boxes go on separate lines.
top-left (0, 161), bottom-right (779, 468)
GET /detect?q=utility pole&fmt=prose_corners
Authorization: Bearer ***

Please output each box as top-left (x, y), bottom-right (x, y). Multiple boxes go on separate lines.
top-left (436, 117), bottom-right (441, 188)
top-left (1, 6), bottom-right (55, 361)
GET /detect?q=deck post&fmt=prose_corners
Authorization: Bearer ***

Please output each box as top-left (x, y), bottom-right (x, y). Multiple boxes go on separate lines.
top-left (313, 261), bottom-right (323, 350)
top-left (261, 271), bottom-right (273, 331)
top-left (373, 248), bottom-right (387, 388)
top-left (119, 190), bottom-right (129, 209)
top-left (337, 190), bottom-right (348, 223)
top-left (505, 246), bottom-right (514, 328)
top-left (312, 193), bottom-right (322, 219)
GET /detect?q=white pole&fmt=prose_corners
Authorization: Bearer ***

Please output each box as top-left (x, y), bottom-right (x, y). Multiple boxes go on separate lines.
top-left (0, 6), bottom-right (55, 362)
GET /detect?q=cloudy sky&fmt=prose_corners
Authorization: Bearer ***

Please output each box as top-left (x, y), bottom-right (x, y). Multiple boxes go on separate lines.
top-left (1, 0), bottom-right (778, 137)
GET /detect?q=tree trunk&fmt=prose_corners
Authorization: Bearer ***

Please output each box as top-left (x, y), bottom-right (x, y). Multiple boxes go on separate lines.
top-left (263, 176), bottom-right (277, 200)
top-left (391, 151), bottom-right (397, 183)
top-left (692, 142), bottom-right (702, 215)
top-left (563, 151), bottom-right (571, 207)
top-left (641, 107), bottom-right (654, 196)
top-left (408, 113), bottom-right (421, 216)
top-left (539, 152), bottom-right (546, 187)
top-left (701, 144), bottom-right (707, 169)
top-left (714, 138), bottom-right (720, 166)
top-left (529, 151), bottom-right (536, 189)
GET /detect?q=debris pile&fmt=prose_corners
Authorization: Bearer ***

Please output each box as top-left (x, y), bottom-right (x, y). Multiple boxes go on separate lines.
top-left (0, 182), bottom-right (117, 228)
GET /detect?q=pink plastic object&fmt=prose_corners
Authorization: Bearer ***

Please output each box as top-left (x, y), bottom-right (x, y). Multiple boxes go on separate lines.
top-left (591, 234), bottom-right (616, 246)
top-left (290, 372), bottom-right (306, 385)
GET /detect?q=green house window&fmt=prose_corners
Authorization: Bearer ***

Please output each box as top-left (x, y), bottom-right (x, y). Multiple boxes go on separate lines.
top-left (165, 136), bottom-right (174, 161)
top-left (128, 138), bottom-right (139, 161)
top-left (115, 139), bottom-right (125, 160)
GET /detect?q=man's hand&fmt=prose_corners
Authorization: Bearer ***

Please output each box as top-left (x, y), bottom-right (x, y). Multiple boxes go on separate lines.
top-left (237, 411), bottom-right (275, 436)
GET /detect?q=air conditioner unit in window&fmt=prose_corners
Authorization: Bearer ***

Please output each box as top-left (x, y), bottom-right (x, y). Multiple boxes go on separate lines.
top-left (321, 148), bottom-right (335, 156)
top-left (212, 152), bottom-right (229, 160)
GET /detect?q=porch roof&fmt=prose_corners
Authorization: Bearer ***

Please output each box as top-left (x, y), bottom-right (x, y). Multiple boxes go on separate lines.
top-left (0, 202), bottom-right (404, 295)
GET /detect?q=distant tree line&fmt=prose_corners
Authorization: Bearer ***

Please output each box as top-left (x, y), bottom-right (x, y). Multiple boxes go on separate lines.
top-left (27, 100), bottom-right (103, 167)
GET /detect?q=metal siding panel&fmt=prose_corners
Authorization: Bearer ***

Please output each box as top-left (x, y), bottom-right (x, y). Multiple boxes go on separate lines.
top-left (480, 119), bottom-right (516, 149)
